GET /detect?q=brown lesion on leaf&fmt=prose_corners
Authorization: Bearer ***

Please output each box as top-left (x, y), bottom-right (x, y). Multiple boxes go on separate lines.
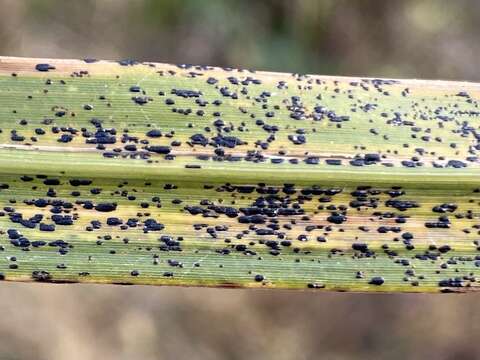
top-left (216, 282), bottom-right (244, 289)
top-left (111, 281), bottom-right (135, 286)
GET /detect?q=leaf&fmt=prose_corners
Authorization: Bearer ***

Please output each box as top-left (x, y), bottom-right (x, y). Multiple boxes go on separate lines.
top-left (0, 56), bottom-right (479, 292)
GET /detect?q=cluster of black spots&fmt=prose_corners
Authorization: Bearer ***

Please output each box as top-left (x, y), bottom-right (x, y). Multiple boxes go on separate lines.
top-left (143, 219), bottom-right (165, 232)
top-left (69, 179), bottom-right (93, 187)
top-left (438, 278), bottom-right (464, 288)
top-left (352, 243), bottom-right (369, 252)
top-left (43, 178), bottom-right (60, 186)
top-left (385, 199), bottom-right (419, 211)
top-left (10, 130), bottom-right (25, 142)
top-left (425, 217), bottom-right (451, 229)
top-left (446, 160), bottom-right (467, 168)
top-left (5, 60), bottom-right (480, 290)
top-left (32, 270), bottom-right (51, 281)
top-left (304, 157), bottom-right (320, 165)
top-left (176, 178), bottom-right (475, 286)
top-left (288, 134), bottom-right (306, 145)
top-left (3, 57), bottom-right (479, 171)
top-left (350, 153), bottom-right (381, 167)
top-left (313, 105), bottom-right (350, 123)
top-left (132, 96), bottom-right (152, 105)
top-left (190, 133), bottom-right (209, 146)
top-left (15, 61), bottom-right (480, 169)
top-left (118, 59), bottom-right (139, 66)
top-left (212, 135), bottom-right (246, 148)
top-left (171, 89), bottom-right (201, 98)
top-left (432, 203), bottom-right (458, 213)
top-left (51, 214), bottom-right (73, 225)
top-left (8, 210), bottom-right (45, 230)
top-left (86, 129), bottom-right (117, 145)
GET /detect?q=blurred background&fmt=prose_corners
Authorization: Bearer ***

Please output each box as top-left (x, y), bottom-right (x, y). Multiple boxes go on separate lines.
top-left (2, 0), bottom-right (480, 80)
top-left (0, 0), bottom-right (480, 359)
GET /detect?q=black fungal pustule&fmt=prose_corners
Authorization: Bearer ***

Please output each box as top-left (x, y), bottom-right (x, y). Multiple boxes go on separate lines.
top-left (35, 63), bottom-right (56, 72)
top-left (369, 277), bottom-right (385, 286)
top-left (94, 203), bottom-right (117, 212)
top-left (32, 270), bottom-right (52, 282)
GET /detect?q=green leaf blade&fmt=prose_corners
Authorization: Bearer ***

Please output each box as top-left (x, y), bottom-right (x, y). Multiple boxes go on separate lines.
top-left (0, 56), bottom-right (479, 292)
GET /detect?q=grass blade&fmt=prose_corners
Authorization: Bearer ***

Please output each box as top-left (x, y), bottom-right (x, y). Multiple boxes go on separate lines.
top-left (0, 56), bottom-right (479, 292)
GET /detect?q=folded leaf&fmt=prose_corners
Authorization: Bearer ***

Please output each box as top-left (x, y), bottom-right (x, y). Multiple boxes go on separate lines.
top-left (0, 56), bottom-right (479, 292)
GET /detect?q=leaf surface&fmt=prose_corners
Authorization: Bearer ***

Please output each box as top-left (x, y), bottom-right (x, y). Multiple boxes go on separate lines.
top-left (0, 56), bottom-right (479, 292)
